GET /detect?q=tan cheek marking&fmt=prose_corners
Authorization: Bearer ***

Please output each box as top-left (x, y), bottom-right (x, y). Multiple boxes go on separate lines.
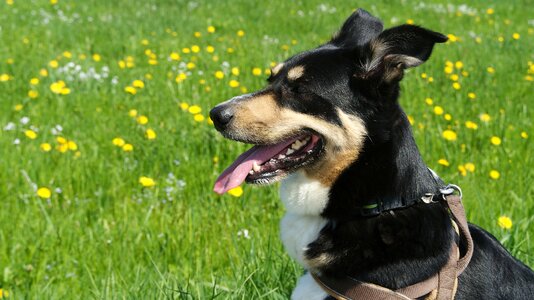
top-left (232, 94), bottom-right (281, 140)
top-left (271, 63), bottom-right (284, 75)
top-left (305, 253), bottom-right (335, 270)
top-left (287, 65), bottom-right (305, 80)
top-left (305, 110), bottom-right (367, 186)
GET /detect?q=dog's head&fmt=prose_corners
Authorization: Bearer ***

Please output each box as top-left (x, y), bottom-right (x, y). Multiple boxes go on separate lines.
top-left (211, 9), bottom-right (446, 194)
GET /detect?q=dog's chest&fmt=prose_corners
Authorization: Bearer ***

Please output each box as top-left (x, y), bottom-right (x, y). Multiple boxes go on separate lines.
top-left (279, 172), bottom-right (329, 268)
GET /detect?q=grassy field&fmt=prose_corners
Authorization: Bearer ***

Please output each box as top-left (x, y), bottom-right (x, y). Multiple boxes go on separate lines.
top-left (0, 0), bottom-right (532, 298)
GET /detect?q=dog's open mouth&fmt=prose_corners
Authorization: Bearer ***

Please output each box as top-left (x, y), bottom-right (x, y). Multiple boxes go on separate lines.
top-left (214, 133), bottom-right (324, 194)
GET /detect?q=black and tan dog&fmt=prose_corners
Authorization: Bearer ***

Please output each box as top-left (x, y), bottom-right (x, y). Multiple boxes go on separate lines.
top-left (210, 9), bottom-right (534, 299)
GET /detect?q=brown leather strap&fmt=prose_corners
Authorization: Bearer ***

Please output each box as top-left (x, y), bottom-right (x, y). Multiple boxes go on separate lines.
top-left (311, 193), bottom-right (474, 300)
top-left (444, 195), bottom-right (474, 275)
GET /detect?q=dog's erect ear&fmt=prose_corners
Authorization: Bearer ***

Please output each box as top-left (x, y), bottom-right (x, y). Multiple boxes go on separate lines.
top-left (330, 9), bottom-right (383, 47)
top-left (363, 25), bottom-right (448, 82)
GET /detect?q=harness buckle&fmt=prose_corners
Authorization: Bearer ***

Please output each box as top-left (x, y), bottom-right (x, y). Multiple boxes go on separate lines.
top-left (439, 184), bottom-right (462, 200)
top-left (421, 193), bottom-right (435, 204)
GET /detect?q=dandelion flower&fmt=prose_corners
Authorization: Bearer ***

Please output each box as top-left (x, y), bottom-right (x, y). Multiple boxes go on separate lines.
top-left (425, 97), bottom-right (433, 105)
top-left (25, 129), bottom-right (37, 139)
top-left (37, 187), bottom-right (52, 199)
top-left (92, 54), bottom-right (101, 62)
top-left (450, 74), bottom-right (459, 81)
top-left (231, 67), bottom-right (240, 76)
top-left (194, 114), bottom-right (205, 122)
top-left (520, 131), bottom-right (528, 139)
top-left (122, 143), bottom-right (133, 152)
top-left (452, 82), bottom-right (461, 90)
top-left (406, 19), bottom-right (414, 25)
top-left (497, 216), bottom-right (512, 229)
top-left (132, 80), bottom-right (145, 88)
top-left (454, 61), bottom-right (463, 69)
top-left (49, 60), bottom-right (59, 68)
top-left (465, 121), bottom-right (478, 130)
top-left (186, 62), bottom-right (196, 69)
top-left (489, 170), bottom-right (500, 180)
top-left (486, 8), bottom-right (494, 15)
top-left (438, 159), bottom-right (450, 167)
top-left (433, 106), bottom-right (444, 115)
top-left (30, 78), bottom-right (39, 85)
top-left (67, 140), bottom-right (77, 151)
top-left (444, 66), bottom-right (453, 74)
top-left (468, 92), bottom-right (476, 100)
top-left (188, 105), bottom-right (201, 114)
top-left (487, 67), bottom-right (495, 74)
top-left (139, 176), bottom-right (156, 187)
top-left (458, 165), bottom-right (467, 176)
top-left (444, 114), bottom-right (452, 121)
top-left (128, 109), bottom-right (138, 117)
top-left (407, 115), bottom-right (414, 125)
top-left (170, 52), bottom-right (181, 61)
top-left (465, 163), bottom-right (475, 172)
top-left (137, 115), bottom-right (148, 125)
top-left (480, 113), bottom-right (491, 122)
top-left (146, 128), bottom-right (156, 140)
top-left (228, 186), bottom-right (243, 197)
top-left (0, 288), bottom-right (10, 298)
top-left (236, 30), bottom-right (245, 37)
top-left (28, 90), bottom-right (39, 99)
top-left (40, 143), bottom-right (52, 152)
top-left (490, 136), bottom-right (502, 146)
top-left (56, 136), bottom-right (67, 144)
top-left (214, 71), bottom-right (224, 79)
top-left (180, 102), bottom-right (189, 110)
top-left (442, 130), bottom-right (457, 141)
top-left (229, 80), bottom-right (239, 88)
top-left (252, 68), bottom-right (262, 76)
top-left (112, 137), bottom-right (125, 147)
top-left (191, 45), bottom-right (200, 53)
top-left (206, 45), bottom-right (215, 53)
top-left (512, 33), bottom-right (520, 40)
top-left (207, 25), bottom-right (216, 33)
top-left (124, 86), bottom-right (137, 95)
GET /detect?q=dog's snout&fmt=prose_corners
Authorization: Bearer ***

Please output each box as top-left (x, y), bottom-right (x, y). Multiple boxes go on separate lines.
top-left (210, 105), bottom-right (234, 131)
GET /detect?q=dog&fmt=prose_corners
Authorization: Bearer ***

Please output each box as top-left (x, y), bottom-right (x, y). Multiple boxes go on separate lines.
top-left (210, 9), bottom-right (534, 299)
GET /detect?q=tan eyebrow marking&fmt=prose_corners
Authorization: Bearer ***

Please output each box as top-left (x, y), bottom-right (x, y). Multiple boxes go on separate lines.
top-left (287, 65), bottom-right (305, 80)
top-left (271, 63), bottom-right (284, 75)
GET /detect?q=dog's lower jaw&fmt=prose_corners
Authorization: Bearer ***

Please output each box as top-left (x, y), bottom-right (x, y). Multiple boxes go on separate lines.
top-left (279, 171), bottom-right (330, 300)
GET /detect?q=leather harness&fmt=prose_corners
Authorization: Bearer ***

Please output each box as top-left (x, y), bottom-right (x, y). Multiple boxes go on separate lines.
top-left (311, 186), bottom-right (474, 300)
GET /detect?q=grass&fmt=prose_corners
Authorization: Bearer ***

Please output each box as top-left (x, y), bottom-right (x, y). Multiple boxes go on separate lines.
top-left (0, 0), bottom-right (532, 298)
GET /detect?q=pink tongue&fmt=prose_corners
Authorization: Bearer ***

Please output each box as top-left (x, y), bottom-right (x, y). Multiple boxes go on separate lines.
top-left (213, 139), bottom-right (296, 194)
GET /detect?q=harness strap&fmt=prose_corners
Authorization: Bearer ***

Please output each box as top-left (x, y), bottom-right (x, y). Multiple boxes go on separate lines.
top-left (311, 194), bottom-right (474, 300)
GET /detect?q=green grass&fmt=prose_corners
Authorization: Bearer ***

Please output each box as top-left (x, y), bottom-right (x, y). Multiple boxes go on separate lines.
top-left (0, 0), bottom-right (532, 298)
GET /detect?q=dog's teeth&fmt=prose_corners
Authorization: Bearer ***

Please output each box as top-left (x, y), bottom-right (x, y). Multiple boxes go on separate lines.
top-left (278, 154), bottom-right (286, 159)
top-left (286, 148), bottom-right (295, 155)
top-left (249, 170), bottom-right (254, 174)
top-left (253, 162), bottom-right (261, 172)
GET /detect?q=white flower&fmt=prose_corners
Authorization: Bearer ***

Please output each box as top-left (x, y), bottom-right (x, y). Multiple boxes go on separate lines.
top-left (13, 138), bottom-right (20, 145)
top-left (237, 229), bottom-right (251, 239)
top-left (20, 116), bottom-right (30, 124)
top-left (3, 122), bottom-right (15, 131)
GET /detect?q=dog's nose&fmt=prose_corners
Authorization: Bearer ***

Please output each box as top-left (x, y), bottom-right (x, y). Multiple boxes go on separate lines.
top-left (210, 105), bottom-right (234, 130)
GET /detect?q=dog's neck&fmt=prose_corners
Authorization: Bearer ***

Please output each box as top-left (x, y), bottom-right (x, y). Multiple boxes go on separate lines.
top-left (323, 108), bottom-right (441, 219)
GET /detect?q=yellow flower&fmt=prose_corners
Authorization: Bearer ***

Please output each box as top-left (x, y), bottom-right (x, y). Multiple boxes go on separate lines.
top-left (444, 66), bottom-right (453, 74)
top-left (92, 54), bottom-right (101, 62)
top-left (175, 73), bottom-right (187, 83)
top-left (30, 78), bottom-right (39, 85)
top-left (458, 165), bottom-right (467, 176)
top-left (128, 109), bottom-right (138, 117)
top-left (214, 71), bottom-right (224, 79)
top-left (229, 80), bottom-right (239, 88)
top-left (122, 143), bottom-right (133, 152)
top-left (40, 69), bottom-right (48, 77)
top-left (433, 106), bottom-right (444, 115)
top-left (206, 45), bottom-right (215, 53)
top-left (428, 77), bottom-right (434, 83)
top-left (194, 114), bottom-right (205, 122)
top-left (444, 114), bottom-right (452, 121)
top-left (207, 25), bottom-right (216, 33)
top-left (112, 137), bottom-right (125, 147)
top-left (407, 115), bottom-right (414, 125)
top-left (0, 288), bottom-right (9, 298)
top-left (490, 136), bottom-right (502, 146)
top-left (40, 143), bottom-right (52, 152)
top-left (191, 45), bottom-right (200, 53)
top-left (227, 186), bottom-right (243, 197)
top-left (252, 67), bottom-right (262, 76)
top-left (186, 62), bottom-right (196, 69)
top-left (489, 170), bottom-right (500, 180)
top-left (486, 8), bottom-right (494, 15)
top-left (452, 82), bottom-right (461, 90)
top-left (188, 105), bottom-right (201, 114)
top-left (28, 90), bottom-right (39, 99)
top-left (141, 39), bottom-right (149, 45)
top-left (480, 113), bottom-right (491, 122)
top-left (137, 115), bottom-right (148, 125)
top-left (37, 187), bottom-right (52, 199)
top-left (180, 102), bottom-right (189, 110)
top-left (57, 143), bottom-right (68, 153)
top-left (497, 216), bottom-right (512, 229)
top-left (406, 19), bottom-right (414, 25)
top-left (442, 130), bottom-right (457, 141)
top-left (146, 128), bottom-right (156, 140)
top-left (454, 61), bottom-right (463, 69)
top-left (148, 59), bottom-right (158, 65)
top-left (25, 129), bottom-right (37, 139)
top-left (49, 60), bottom-right (59, 68)
top-left (450, 74), bottom-right (459, 81)
top-left (132, 80), bottom-right (145, 88)
top-left (67, 140), bottom-right (77, 150)
top-left (467, 92), bottom-right (476, 100)
top-left (520, 131), bottom-right (528, 139)
top-left (465, 163), bottom-right (475, 172)
top-left (487, 67), bottom-right (495, 74)
top-left (512, 33), bottom-right (520, 40)
top-left (231, 67), bottom-right (240, 76)
top-left (237, 30), bottom-right (245, 37)
top-left (438, 159), bottom-right (450, 167)
top-left (60, 87), bottom-right (71, 95)
top-left (139, 176), bottom-right (156, 187)
top-left (194, 31), bottom-right (201, 38)
top-left (124, 86), bottom-right (137, 95)
top-left (465, 121), bottom-right (478, 130)
top-left (62, 51), bottom-right (72, 58)
top-left (56, 136), bottom-right (67, 144)
top-left (170, 52), bottom-right (181, 61)
top-left (182, 47), bottom-right (191, 54)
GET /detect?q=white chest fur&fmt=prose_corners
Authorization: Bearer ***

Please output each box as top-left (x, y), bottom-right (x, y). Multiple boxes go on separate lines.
top-left (279, 171), bottom-right (330, 299)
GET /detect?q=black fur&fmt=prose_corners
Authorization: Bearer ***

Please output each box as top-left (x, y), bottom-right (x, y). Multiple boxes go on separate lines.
top-left (212, 8), bottom-right (534, 299)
